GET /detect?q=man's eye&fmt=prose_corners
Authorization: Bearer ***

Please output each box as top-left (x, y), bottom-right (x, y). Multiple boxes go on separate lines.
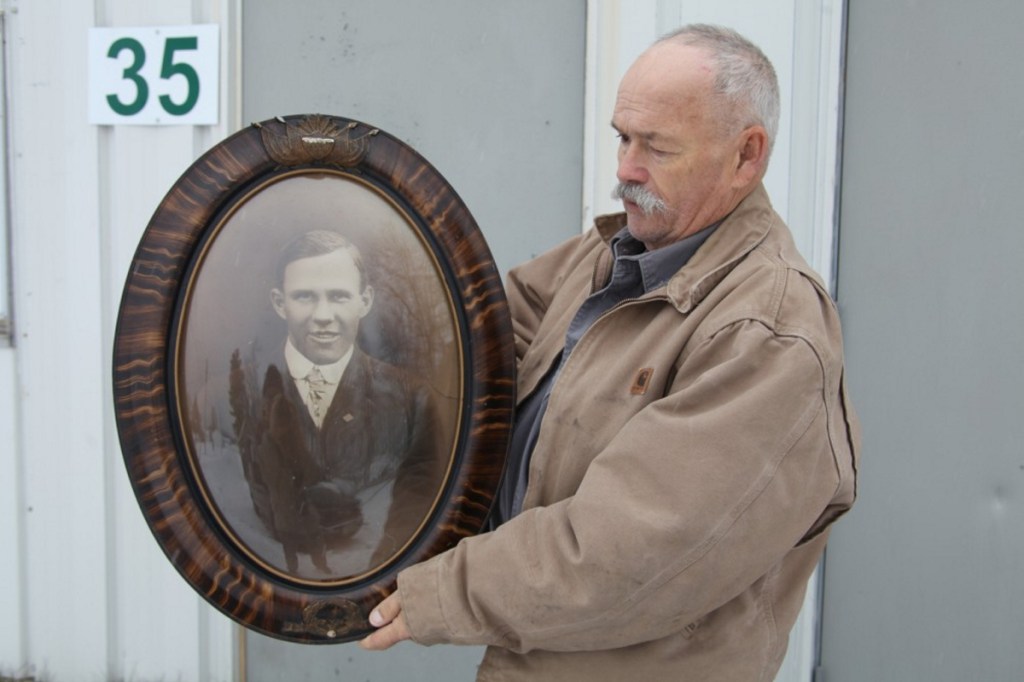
top-left (329, 293), bottom-right (352, 303)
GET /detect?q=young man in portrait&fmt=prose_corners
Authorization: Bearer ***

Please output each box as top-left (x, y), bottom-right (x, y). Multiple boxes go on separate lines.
top-left (242, 229), bottom-right (442, 575)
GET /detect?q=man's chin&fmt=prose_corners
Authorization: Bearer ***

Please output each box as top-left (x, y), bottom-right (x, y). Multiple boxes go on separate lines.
top-left (625, 213), bottom-right (652, 238)
top-left (303, 342), bottom-right (347, 366)
top-left (626, 218), bottom-right (677, 251)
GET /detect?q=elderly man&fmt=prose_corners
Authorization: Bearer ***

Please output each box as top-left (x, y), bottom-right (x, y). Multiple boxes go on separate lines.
top-left (361, 24), bottom-right (860, 681)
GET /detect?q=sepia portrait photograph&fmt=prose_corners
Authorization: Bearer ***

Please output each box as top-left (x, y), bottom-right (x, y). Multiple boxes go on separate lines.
top-left (175, 170), bottom-right (462, 584)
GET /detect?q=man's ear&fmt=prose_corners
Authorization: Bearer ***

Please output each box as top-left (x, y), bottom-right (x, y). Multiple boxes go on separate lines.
top-left (359, 285), bottom-right (374, 318)
top-left (733, 125), bottom-right (769, 188)
top-left (270, 288), bottom-right (287, 319)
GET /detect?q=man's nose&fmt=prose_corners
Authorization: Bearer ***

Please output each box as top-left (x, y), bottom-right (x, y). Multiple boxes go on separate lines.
top-left (312, 297), bottom-right (334, 322)
top-left (616, 146), bottom-right (649, 186)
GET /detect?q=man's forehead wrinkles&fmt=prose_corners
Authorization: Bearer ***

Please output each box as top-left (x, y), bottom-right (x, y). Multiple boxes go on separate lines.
top-left (611, 118), bottom-right (667, 143)
top-left (613, 91), bottom-right (680, 129)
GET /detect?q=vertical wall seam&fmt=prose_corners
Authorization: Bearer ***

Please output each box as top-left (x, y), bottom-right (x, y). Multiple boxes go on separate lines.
top-left (99, 120), bottom-right (119, 682)
top-left (829, 0), bottom-right (850, 300)
top-left (1, 4), bottom-right (31, 674)
top-left (0, 8), bottom-right (14, 347)
top-left (93, 2), bottom-right (120, 680)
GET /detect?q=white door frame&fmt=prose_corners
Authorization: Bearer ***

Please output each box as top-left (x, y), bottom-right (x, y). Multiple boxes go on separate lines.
top-left (581, 2), bottom-right (847, 680)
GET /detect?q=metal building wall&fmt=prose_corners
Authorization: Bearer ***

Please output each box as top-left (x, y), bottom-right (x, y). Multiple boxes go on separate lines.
top-left (0, 1), bottom-right (844, 680)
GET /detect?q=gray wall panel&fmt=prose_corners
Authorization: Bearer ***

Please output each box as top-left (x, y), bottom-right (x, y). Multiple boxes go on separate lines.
top-left (822, 1), bottom-right (1024, 679)
top-left (243, 0), bottom-right (587, 277)
top-left (241, 2), bottom-right (585, 679)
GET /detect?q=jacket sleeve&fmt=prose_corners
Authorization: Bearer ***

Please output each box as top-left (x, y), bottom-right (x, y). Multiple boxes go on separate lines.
top-left (397, 318), bottom-right (853, 652)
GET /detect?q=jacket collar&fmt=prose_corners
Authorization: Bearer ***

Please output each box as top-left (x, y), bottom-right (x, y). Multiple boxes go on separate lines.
top-left (594, 183), bottom-right (777, 313)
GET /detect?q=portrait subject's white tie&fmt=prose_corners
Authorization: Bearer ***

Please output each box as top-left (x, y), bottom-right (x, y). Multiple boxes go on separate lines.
top-left (304, 366), bottom-right (330, 427)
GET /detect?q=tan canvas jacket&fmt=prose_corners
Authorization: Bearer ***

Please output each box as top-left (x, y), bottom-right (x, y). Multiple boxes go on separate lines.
top-left (398, 185), bottom-right (861, 681)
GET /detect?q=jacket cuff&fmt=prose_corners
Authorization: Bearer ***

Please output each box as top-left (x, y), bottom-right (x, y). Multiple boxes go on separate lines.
top-left (397, 556), bottom-right (450, 645)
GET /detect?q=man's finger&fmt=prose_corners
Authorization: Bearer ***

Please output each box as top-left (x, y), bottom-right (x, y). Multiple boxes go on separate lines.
top-left (360, 592), bottom-right (412, 651)
top-left (367, 592), bottom-right (401, 627)
top-left (359, 618), bottom-right (408, 651)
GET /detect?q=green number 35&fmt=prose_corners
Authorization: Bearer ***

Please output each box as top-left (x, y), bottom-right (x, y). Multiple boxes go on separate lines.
top-left (106, 36), bottom-right (201, 117)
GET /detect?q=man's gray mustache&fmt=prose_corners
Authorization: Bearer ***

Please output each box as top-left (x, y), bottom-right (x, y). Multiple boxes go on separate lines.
top-left (612, 183), bottom-right (668, 216)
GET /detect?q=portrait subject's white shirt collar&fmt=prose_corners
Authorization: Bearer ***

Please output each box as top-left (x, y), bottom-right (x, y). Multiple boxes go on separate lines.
top-left (283, 339), bottom-right (353, 385)
top-left (283, 339), bottom-right (353, 427)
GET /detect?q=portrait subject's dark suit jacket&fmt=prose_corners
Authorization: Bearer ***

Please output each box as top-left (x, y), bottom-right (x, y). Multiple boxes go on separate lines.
top-left (250, 347), bottom-right (444, 568)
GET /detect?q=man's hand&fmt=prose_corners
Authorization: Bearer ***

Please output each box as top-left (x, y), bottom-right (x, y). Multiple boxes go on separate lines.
top-left (359, 592), bottom-right (411, 650)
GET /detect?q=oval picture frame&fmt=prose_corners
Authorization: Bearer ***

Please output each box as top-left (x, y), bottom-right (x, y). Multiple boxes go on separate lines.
top-left (112, 114), bottom-right (515, 643)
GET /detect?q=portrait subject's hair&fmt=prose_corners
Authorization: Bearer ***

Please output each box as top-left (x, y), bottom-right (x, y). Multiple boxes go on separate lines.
top-left (658, 24), bottom-right (780, 154)
top-left (274, 229), bottom-right (369, 291)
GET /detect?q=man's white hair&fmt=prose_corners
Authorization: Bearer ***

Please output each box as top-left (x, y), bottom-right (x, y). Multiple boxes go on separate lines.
top-left (658, 24), bottom-right (780, 156)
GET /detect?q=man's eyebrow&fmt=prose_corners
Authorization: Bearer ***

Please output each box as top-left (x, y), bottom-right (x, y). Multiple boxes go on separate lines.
top-left (610, 121), bottom-right (662, 142)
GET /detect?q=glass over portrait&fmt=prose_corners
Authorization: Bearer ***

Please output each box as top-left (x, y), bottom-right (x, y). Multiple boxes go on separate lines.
top-left (176, 171), bottom-right (461, 584)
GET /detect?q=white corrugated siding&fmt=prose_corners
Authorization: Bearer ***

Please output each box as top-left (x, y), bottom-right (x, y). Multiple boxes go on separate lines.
top-left (1, 1), bottom-right (239, 680)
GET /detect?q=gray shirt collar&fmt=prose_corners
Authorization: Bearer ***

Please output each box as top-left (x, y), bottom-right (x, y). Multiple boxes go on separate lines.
top-left (610, 222), bottom-right (719, 292)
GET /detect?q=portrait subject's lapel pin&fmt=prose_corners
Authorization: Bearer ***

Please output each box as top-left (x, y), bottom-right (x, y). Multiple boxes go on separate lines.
top-left (630, 368), bottom-right (654, 395)
top-left (342, 413), bottom-right (355, 423)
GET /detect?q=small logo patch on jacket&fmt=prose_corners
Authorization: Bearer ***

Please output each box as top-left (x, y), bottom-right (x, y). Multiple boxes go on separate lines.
top-left (630, 367), bottom-right (654, 395)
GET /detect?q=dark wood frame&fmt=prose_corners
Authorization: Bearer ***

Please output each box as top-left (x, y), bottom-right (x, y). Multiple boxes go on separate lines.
top-left (112, 114), bottom-right (514, 643)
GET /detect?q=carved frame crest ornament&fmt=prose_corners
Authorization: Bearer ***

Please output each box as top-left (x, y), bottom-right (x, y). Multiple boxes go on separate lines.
top-left (256, 114), bottom-right (376, 167)
top-left (112, 114), bottom-right (515, 643)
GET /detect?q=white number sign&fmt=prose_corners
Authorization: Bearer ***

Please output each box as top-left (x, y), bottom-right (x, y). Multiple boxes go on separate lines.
top-left (89, 25), bottom-right (219, 126)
